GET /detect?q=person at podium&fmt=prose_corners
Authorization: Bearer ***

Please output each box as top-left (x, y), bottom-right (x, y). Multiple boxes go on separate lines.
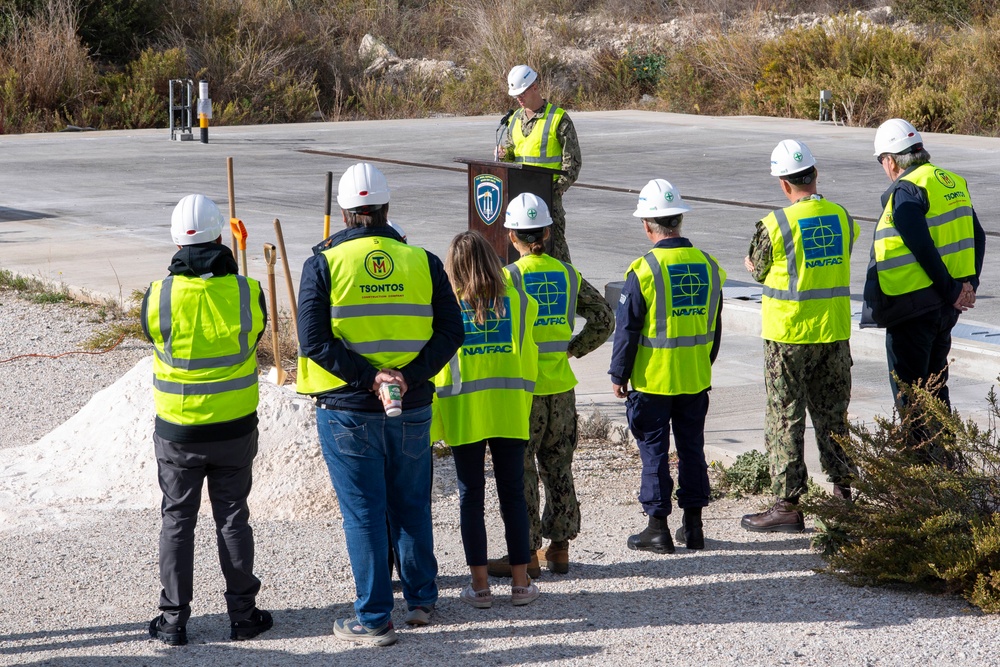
top-left (496, 64), bottom-right (581, 263)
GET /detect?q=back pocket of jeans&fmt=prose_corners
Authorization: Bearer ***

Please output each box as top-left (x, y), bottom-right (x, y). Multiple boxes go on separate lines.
top-left (401, 417), bottom-right (431, 460)
top-left (334, 422), bottom-right (369, 456)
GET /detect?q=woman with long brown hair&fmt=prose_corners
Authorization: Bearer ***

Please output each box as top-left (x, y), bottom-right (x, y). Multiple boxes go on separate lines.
top-left (432, 230), bottom-right (540, 608)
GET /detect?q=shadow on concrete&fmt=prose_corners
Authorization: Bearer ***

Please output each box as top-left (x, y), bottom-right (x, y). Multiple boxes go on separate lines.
top-left (0, 207), bottom-right (54, 223)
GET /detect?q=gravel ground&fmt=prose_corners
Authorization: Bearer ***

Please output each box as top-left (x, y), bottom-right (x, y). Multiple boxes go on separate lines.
top-left (1, 292), bottom-right (997, 667)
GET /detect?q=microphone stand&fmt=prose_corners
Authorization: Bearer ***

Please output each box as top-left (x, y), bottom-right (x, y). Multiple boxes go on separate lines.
top-left (495, 109), bottom-right (514, 160)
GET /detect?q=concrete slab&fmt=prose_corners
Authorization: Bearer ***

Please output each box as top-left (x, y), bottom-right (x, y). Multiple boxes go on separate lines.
top-left (1, 112), bottom-right (996, 482)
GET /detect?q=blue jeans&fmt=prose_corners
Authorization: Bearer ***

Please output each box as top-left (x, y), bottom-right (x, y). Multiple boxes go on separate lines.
top-left (451, 438), bottom-right (531, 567)
top-left (317, 404), bottom-right (437, 629)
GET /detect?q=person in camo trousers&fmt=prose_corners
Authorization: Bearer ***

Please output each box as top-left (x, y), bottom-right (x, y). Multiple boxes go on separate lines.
top-left (486, 193), bottom-right (614, 578)
top-left (741, 140), bottom-right (858, 533)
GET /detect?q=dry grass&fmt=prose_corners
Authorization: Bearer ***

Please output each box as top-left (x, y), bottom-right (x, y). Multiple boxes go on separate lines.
top-left (0, 0), bottom-right (94, 131)
top-left (3, 0), bottom-right (1000, 135)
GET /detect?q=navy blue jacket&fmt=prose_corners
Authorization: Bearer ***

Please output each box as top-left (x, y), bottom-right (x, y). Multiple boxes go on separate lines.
top-left (609, 238), bottom-right (723, 387)
top-left (297, 225), bottom-right (464, 411)
top-left (862, 166), bottom-right (986, 328)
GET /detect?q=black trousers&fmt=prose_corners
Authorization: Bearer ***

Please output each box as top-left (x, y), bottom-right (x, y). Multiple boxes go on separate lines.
top-left (154, 429), bottom-right (261, 625)
top-left (885, 305), bottom-right (959, 409)
top-left (626, 390), bottom-right (711, 517)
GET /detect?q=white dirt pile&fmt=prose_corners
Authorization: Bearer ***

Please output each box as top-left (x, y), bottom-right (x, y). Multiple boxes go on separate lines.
top-left (0, 357), bottom-right (338, 533)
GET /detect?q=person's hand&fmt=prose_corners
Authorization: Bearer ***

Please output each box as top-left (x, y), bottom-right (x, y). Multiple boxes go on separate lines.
top-left (962, 282), bottom-right (976, 307)
top-left (373, 369), bottom-right (408, 396)
top-left (954, 282), bottom-right (976, 312)
top-left (613, 383), bottom-right (628, 399)
top-left (744, 256), bottom-right (755, 272)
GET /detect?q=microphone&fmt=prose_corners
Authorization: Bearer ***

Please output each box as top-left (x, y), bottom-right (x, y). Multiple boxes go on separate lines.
top-left (495, 110), bottom-right (515, 160)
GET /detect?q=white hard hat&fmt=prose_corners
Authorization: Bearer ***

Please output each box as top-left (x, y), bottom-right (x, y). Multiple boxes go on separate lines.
top-left (632, 179), bottom-right (691, 218)
top-left (770, 139), bottom-right (816, 177)
top-left (507, 65), bottom-right (538, 96)
top-left (504, 192), bottom-right (552, 229)
top-left (171, 194), bottom-right (224, 246)
top-left (337, 162), bottom-right (390, 210)
top-left (873, 118), bottom-right (923, 156)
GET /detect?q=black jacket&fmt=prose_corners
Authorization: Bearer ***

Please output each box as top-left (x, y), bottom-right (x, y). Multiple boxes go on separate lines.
top-left (141, 242), bottom-right (267, 443)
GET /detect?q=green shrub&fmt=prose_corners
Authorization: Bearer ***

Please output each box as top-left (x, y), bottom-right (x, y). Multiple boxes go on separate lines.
top-left (892, 0), bottom-right (997, 26)
top-left (711, 449), bottom-right (771, 498)
top-left (86, 48), bottom-right (187, 129)
top-left (803, 380), bottom-right (1000, 613)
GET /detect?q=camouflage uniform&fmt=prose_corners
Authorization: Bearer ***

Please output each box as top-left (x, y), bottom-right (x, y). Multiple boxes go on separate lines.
top-left (500, 103), bottom-right (582, 263)
top-left (524, 277), bottom-right (613, 549)
top-left (750, 222), bottom-right (854, 499)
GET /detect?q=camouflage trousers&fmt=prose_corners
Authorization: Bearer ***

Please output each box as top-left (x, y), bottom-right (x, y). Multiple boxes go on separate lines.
top-left (549, 192), bottom-right (571, 263)
top-left (764, 339), bottom-right (854, 499)
top-left (523, 389), bottom-right (581, 550)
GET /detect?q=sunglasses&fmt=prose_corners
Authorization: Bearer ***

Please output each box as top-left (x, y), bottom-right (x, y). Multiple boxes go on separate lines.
top-left (876, 154), bottom-right (887, 164)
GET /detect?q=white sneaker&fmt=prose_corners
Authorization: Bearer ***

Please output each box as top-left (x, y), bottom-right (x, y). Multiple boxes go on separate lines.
top-left (511, 582), bottom-right (540, 606)
top-left (459, 584), bottom-right (493, 609)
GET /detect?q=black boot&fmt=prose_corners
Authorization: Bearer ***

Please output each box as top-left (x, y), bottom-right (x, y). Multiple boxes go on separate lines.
top-left (627, 515), bottom-right (675, 554)
top-left (675, 507), bottom-right (705, 550)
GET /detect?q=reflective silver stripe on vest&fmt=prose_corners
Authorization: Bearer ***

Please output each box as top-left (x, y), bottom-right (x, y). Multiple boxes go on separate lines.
top-left (514, 104), bottom-right (562, 165)
top-left (506, 260), bottom-right (579, 333)
top-left (638, 251), bottom-right (722, 349)
top-left (876, 236), bottom-right (976, 272)
top-left (538, 340), bottom-right (569, 353)
top-left (435, 376), bottom-right (536, 398)
top-left (760, 208), bottom-right (851, 302)
top-left (344, 339), bottom-right (427, 355)
top-left (513, 279), bottom-right (528, 350)
top-left (875, 205), bottom-right (975, 241)
top-left (154, 275), bottom-right (254, 370)
top-left (153, 371), bottom-right (257, 396)
top-left (557, 259), bottom-right (579, 332)
top-left (330, 303), bottom-right (434, 318)
top-left (446, 353), bottom-right (462, 396)
top-left (846, 212), bottom-right (857, 252)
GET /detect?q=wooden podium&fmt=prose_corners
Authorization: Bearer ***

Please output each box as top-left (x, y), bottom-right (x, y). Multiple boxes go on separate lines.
top-left (454, 158), bottom-right (562, 263)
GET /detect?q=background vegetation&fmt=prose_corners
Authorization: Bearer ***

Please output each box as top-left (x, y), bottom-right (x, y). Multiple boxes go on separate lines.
top-left (2, 0), bottom-right (1000, 134)
top-left (804, 380), bottom-right (1000, 613)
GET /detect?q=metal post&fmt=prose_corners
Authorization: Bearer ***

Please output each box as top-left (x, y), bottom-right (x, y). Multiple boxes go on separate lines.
top-left (168, 79), bottom-right (194, 141)
top-left (198, 80), bottom-right (212, 144)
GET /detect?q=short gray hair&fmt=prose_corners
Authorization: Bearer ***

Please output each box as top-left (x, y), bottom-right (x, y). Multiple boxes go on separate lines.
top-left (893, 148), bottom-right (930, 170)
top-left (644, 215), bottom-right (682, 235)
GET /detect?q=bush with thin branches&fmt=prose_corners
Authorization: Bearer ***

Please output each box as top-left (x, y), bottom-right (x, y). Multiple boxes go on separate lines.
top-left (804, 378), bottom-right (1000, 613)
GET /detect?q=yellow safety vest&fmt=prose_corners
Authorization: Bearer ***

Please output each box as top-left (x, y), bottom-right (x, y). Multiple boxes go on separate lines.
top-left (432, 281), bottom-right (539, 446)
top-left (510, 103), bottom-right (565, 180)
top-left (505, 254), bottom-right (578, 395)
top-left (146, 274), bottom-right (264, 425)
top-left (875, 163), bottom-right (976, 296)
top-left (760, 196), bottom-right (858, 344)
top-left (628, 246), bottom-right (725, 396)
top-left (296, 236), bottom-right (434, 395)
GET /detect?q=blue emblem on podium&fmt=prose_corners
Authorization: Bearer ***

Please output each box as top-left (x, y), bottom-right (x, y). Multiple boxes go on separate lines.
top-left (474, 174), bottom-right (503, 225)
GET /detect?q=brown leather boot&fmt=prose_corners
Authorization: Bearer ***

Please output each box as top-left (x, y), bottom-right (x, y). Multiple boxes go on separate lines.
top-left (832, 483), bottom-right (852, 501)
top-left (539, 540), bottom-right (570, 574)
top-left (740, 500), bottom-right (804, 533)
top-left (486, 553), bottom-right (541, 579)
